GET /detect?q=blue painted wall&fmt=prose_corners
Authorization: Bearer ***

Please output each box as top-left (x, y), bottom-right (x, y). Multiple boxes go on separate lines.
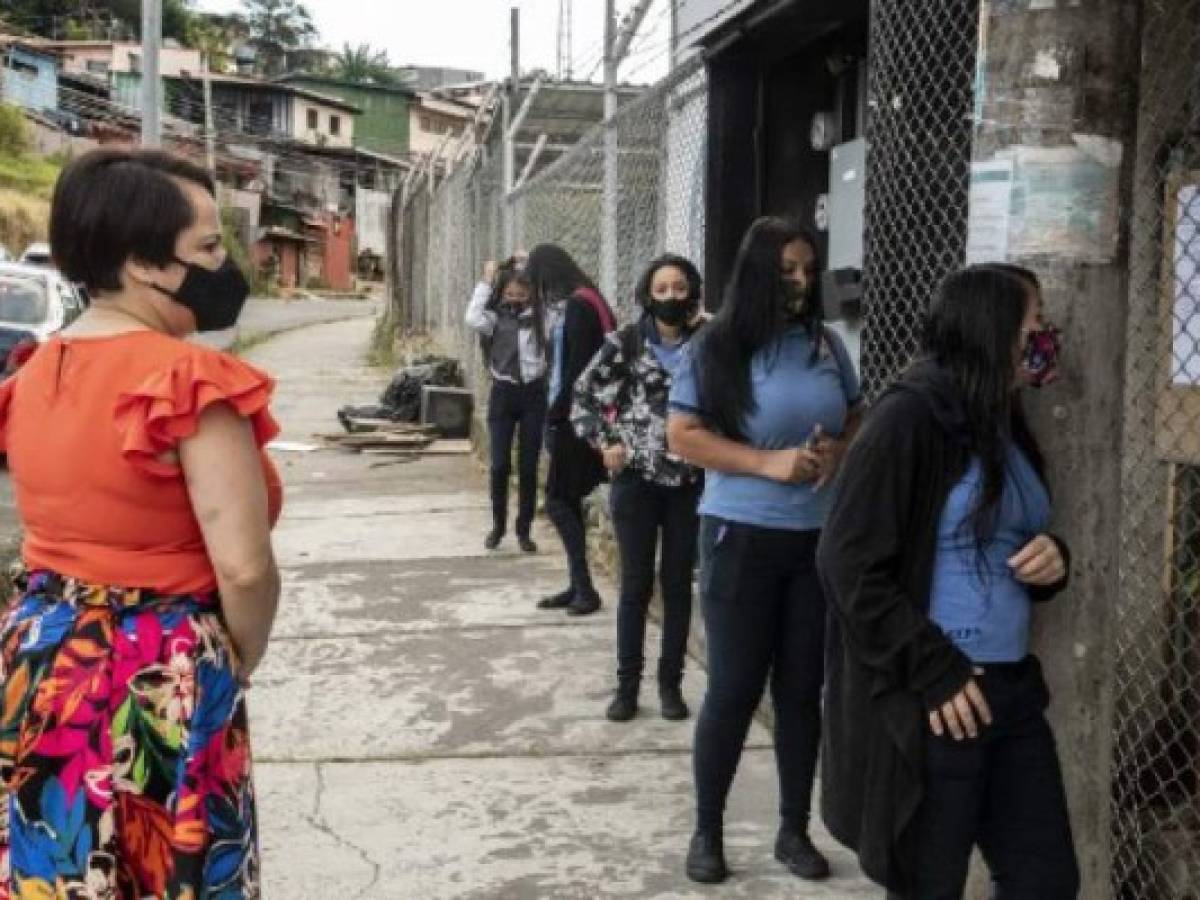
top-left (2, 46), bottom-right (58, 114)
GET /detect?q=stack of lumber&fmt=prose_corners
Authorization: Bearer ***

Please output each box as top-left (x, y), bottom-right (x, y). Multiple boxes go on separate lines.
top-left (320, 417), bottom-right (472, 457)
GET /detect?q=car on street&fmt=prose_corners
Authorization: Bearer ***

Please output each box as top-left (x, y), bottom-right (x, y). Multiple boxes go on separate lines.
top-left (0, 263), bottom-right (86, 374)
top-left (19, 242), bottom-right (53, 267)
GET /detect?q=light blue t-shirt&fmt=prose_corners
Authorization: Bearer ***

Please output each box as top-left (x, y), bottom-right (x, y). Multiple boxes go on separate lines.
top-left (929, 445), bottom-right (1051, 663)
top-left (648, 323), bottom-right (686, 375)
top-left (668, 325), bottom-right (860, 531)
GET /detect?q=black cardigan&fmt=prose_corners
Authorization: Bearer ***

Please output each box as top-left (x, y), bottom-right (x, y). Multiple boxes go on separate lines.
top-left (548, 294), bottom-right (606, 423)
top-left (815, 360), bottom-right (1070, 893)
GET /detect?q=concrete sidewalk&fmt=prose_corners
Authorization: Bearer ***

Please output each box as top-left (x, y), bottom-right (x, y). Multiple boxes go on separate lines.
top-left (245, 316), bottom-right (880, 899)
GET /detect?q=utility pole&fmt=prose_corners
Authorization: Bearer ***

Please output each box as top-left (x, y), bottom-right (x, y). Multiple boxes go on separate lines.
top-left (502, 6), bottom-right (520, 253)
top-left (140, 0), bottom-right (162, 147)
top-left (601, 0), bottom-right (655, 301)
top-left (557, 0), bottom-right (574, 80)
top-left (202, 52), bottom-right (216, 179)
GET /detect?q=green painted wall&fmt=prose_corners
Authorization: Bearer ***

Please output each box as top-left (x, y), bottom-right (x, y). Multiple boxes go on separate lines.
top-left (284, 78), bottom-right (411, 157)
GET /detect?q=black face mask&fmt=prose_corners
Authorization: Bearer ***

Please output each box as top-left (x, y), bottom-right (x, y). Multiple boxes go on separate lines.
top-left (155, 257), bottom-right (250, 332)
top-left (783, 281), bottom-right (810, 323)
top-left (650, 298), bottom-right (695, 327)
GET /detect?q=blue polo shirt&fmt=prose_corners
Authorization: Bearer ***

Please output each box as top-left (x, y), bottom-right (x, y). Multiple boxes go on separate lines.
top-left (647, 321), bottom-right (687, 376)
top-left (668, 325), bottom-right (860, 531)
top-left (929, 445), bottom-right (1051, 663)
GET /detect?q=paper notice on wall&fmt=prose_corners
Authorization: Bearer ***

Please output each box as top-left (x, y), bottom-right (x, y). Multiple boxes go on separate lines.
top-left (1007, 137), bottom-right (1123, 263)
top-left (1172, 185), bottom-right (1200, 387)
top-left (966, 159), bottom-right (1015, 264)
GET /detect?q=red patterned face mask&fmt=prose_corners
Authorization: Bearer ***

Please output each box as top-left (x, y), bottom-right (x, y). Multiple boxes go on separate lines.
top-left (1021, 323), bottom-right (1063, 388)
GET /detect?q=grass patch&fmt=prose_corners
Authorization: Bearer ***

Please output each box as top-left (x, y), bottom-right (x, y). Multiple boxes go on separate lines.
top-left (367, 312), bottom-right (398, 370)
top-left (0, 188), bottom-right (50, 259)
top-left (0, 153), bottom-right (60, 199)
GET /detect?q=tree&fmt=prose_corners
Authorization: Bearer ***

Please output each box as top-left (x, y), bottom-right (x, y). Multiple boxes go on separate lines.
top-left (185, 13), bottom-right (249, 73)
top-left (241, 0), bottom-right (317, 76)
top-left (2, 0), bottom-right (197, 43)
top-left (333, 44), bottom-right (399, 85)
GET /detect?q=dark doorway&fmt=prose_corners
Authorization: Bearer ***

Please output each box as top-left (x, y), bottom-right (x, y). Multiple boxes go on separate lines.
top-left (703, 0), bottom-right (870, 306)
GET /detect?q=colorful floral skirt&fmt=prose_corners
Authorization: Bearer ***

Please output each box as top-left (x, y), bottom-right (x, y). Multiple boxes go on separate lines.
top-left (0, 570), bottom-right (258, 899)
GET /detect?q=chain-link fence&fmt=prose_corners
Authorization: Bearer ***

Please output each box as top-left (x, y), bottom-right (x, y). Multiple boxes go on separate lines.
top-left (392, 53), bottom-right (707, 399)
top-left (858, 0), bottom-right (980, 398)
top-left (1114, 1), bottom-right (1200, 895)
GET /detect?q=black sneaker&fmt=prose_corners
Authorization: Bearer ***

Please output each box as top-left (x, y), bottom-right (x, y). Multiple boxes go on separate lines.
top-left (606, 686), bottom-right (639, 722)
top-left (686, 830), bottom-right (728, 884)
top-left (517, 534), bottom-right (538, 553)
top-left (774, 828), bottom-right (830, 881)
top-left (566, 591), bottom-right (601, 616)
top-left (659, 683), bottom-right (689, 721)
top-left (484, 528), bottom-right (504, 551)
top-left (536, 588), bottom-right (574, 610)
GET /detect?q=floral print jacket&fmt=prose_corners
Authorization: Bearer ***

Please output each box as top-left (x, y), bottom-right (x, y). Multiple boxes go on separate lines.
top-left (571, 316), bottom-right (703, 489)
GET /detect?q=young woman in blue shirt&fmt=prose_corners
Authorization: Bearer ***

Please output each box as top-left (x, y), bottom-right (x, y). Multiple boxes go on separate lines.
top-left (817, 264), bottom-right (1077, 898)
top-left (667, 218), bottom-right (863, 884)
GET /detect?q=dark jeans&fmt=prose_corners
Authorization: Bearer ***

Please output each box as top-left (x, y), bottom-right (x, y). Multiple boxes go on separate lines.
top-left (896, 656), bottom-right (1079, 900)
top-left (609, 472), bottom-right (702, 687)
top-left (544, 422), bottom-right (603, 597)
top-left (487, 379), bottom-right (546, 537)
top-left (693, 517), bottom-right (826, 833)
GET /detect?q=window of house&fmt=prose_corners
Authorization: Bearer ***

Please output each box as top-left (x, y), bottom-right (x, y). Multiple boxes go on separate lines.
top-left (307, 108), bottom-right (319, 130)
top-left (86, 60), bottom-right (109, 76)
top-left (420, 115), bottom-right (433, 132)
top-left (330, 115), bottom-right (341, 136)
top-left (8, 59), bottom-right (37, 78)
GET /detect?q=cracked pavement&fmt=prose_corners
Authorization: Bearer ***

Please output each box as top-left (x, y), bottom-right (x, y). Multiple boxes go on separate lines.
top-left (245, 315), bottom-right (881, 899)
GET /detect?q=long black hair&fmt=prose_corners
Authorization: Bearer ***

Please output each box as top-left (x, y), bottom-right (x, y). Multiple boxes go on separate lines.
top-left (694, 218), bottom-right (822, 438)
top-left (923, 263), bottom-right (1042, 545)
top-left (483, 257), bottom-right (545, 351)
top-left (524, 244), bottom-right (597, 305)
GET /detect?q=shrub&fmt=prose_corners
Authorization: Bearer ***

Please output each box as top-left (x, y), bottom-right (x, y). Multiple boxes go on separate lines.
top-left (0, 104), bottom-right (29, 157)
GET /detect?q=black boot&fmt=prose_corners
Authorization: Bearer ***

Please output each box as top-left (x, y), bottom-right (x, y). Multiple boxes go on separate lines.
top-left (774, 827), bottom-right (830, 880)
top-left (686, 829), bottom-right (728, 884)
top-left (659, 682), bottom-right (689, 721)
top-left (537, 588), bottom-right (574, 610)
top-left (487, 468), bottom-right (509, 550)
top-left (517, 533), bottom-right (538, 553)
top-left (658, 660), bottom-right (688, 720)
top-left (567, 589), bottom-right (601, 616)
top-left (605, 679), bottom-right (639, 722)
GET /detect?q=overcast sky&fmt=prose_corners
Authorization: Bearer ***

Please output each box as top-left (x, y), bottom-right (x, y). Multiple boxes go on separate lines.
top-left (195, 0), bottom-right (673, 83)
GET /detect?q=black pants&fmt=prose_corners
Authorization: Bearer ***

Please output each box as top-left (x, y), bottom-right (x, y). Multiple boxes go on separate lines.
top-left (609, 473), bottom-right (701, 687)
top-left (896, 656), bottom-right (1079, 900)
top-left (544, 422), bottom-right (604, 597)
top-left (487, 380), bottom-right (546, 537)
top-left (693, 518), bottom-right (826, 832)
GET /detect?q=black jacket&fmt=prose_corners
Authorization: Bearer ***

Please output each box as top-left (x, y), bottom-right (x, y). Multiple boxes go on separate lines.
top-left (815, 360), bottom-right (1070, 893)
top-left (548, 291), bottom-right (609, 423)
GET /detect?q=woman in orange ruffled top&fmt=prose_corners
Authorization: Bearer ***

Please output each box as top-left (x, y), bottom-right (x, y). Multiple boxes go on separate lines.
top-left (0, 149), bottom-right (281, 898)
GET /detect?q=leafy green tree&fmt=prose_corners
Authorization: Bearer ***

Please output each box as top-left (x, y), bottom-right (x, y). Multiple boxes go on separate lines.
top-left (185, 13), bottom-right (249, 73)
top-left (333, 44), bottom-right (399, 85)
top-left (2, 0), bottom-right (197, 43)
top-left (241, 0), bottom-right (316, 76)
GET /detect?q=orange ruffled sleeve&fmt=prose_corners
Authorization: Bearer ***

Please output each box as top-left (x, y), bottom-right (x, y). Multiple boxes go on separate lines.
top-left (114, 349), bottom-right (280, 478)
